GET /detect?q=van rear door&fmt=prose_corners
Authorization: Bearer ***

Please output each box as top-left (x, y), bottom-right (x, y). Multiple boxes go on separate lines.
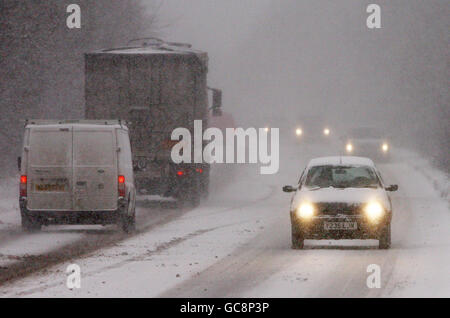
top-left (73, 127), bottom-right (117, 211)
top-left (28, 126), bottom-right (73, 211)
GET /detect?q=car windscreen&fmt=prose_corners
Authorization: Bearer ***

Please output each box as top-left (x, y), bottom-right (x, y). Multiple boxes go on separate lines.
top-left (304, 165), bottom-right (381, 189)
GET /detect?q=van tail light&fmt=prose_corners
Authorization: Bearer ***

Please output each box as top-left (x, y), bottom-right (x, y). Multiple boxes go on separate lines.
top-left (20, 175), bottom-right (27, 197)
top-left (177, 170), bottom-right (185, 177)
top-left (195, 168), bottom-right (203, 174)
top-left (118, 175), bottom-right (125, 197)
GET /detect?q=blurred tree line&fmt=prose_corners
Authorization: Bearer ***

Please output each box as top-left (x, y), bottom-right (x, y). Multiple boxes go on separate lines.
top-left (0, 0), bottom-right (157, 174)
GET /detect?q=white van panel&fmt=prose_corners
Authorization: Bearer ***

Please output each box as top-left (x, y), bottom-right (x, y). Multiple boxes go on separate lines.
top-left (28, 127), bottom-right (73, 210)
top-left (73, 129), bottom-right (117, 211)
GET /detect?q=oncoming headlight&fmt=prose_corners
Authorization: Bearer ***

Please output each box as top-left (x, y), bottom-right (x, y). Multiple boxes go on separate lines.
top-left (296, 202), bottom-right (315, 219)
top-left (346, 143), bottom-right (353, 153)
top-left (364, 201), bottom-right (385, 222)
top-left (296, 128), bottom-right (303, 136)
top-left (382, 143), bottom-right (389, 152)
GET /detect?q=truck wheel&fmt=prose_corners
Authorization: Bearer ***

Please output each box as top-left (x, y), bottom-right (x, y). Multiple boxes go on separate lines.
top-left (200, 178), bottom-right (209, 199)
top-left (200, 169), bottom-right (210, 199)
top-left (378, 223), bottom-right (391, 249)
top-left (176, 178), bottom-right (201, 208)
top-left (291, 224), bottom-right (304, 249)
top-left (189, 178), bottom-right (201, 207)
top-left (21, 213), bottom-right (41, 232)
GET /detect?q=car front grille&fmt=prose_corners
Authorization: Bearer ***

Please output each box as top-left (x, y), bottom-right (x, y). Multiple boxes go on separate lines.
top-left (315, 202), bottom-right (363, 216)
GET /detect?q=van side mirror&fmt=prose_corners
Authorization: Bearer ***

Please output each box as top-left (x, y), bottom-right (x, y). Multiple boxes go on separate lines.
top-left (386, 184), bottom-right (398, 192)
top-left (283, 185), bottom-right (296, 193)
top-left (17, 156), bottom-right (21, 172)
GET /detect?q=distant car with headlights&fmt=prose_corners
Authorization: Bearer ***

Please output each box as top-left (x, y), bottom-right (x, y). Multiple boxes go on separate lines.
top-left (283, 156), bottom-right (398, 249)
top-left (293, 115), bottom-right (333, 143)
top-left (342, 127), bottom-right (391, 162)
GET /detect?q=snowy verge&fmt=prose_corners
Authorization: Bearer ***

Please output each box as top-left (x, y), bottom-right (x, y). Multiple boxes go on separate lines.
top-left (396, 149), bottom-right (449, 202)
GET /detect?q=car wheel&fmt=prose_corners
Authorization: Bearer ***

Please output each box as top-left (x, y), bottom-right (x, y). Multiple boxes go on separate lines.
top-left (378, 223), bottom-right (391, 249)
top-left (291, 224), bottom-right (304, 249)
top-left (21, 213), bottom-right (41, 232)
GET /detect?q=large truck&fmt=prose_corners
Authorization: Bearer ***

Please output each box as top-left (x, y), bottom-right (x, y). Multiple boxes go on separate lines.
top-left (84, 38), bottom-right (222, 206)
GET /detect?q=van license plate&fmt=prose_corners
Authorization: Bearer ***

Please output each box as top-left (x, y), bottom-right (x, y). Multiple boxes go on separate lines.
top-left (324, 222), bottom-right (357, 230)
top-left (35, 184), bottom-right (65, 192)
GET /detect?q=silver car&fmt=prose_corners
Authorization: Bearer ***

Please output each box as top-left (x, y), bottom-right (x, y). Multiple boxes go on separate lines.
top-left (283, 156), bottom-right (398, 249)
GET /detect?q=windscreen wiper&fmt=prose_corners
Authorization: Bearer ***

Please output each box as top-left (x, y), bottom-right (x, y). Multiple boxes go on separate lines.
top-left (308, 186), bottom-right (328, 191)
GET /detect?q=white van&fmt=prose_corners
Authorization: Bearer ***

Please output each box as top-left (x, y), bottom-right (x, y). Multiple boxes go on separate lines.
top-left (18, 120), bottom-right (136, 232)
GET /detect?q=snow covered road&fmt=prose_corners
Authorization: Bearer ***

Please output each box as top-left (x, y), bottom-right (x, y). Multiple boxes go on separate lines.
top-left (0, 141), bottom-right (448, 297)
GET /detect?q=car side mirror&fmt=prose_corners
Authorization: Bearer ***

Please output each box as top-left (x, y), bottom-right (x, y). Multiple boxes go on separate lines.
top-left (386, 184), bottom-right (398, 192)
top-left (17, 156), bottom-right (21, 172)
top-left (283, 185), bottom-right (297, 193)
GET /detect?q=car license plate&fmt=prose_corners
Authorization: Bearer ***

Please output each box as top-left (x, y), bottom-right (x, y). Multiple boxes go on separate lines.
top-left (324, 222), bottom-right (357, 230)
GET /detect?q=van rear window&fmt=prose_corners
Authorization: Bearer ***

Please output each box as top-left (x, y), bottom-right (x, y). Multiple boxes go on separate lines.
top-left (74, 131), bottom-right (114, 166)
top-left (30, 130), bottom-right (72, 166)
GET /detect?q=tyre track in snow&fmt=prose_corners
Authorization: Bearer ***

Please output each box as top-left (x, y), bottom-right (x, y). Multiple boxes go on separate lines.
top-left (0, 200), bottom-right (194, 286)
top-left (0, 168), bottom-right (275, 288)
top-left (0, 164), bottom-right (239, 286)
top-left (0, 180), bottom-right (279, 295)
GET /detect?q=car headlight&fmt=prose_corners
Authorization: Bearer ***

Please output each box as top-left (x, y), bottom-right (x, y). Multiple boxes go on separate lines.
top-left (296, 128), bottom-right (303, 136)
top-left (346, 143), bottom-right (353, 153)
top-left (364, 201), bottom-right (385, 222)
top-left (323, 128), bottom-right (330, 136)
top-left (382, 143), bottom-right (389, 152)
top-left (296, 202), bottom-right (315, 219)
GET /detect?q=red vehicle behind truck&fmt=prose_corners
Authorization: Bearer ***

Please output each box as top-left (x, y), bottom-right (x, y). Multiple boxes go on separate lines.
top-left (85, 39), bottom-right (222, 206)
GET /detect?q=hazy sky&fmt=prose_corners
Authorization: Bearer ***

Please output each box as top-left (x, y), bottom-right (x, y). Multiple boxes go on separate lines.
top-left (145, 0), bottom-right (448, 141)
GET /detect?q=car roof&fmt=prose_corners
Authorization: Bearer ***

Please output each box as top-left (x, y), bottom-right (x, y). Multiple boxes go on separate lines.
top-left (307, 156), bottom-right (375, 168)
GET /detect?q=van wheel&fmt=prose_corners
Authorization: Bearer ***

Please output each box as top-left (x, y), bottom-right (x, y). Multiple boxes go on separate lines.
top-left (21, 213), bottom-right (41, 232)
top-left (120, 214), bottom-right (136, 233)
top-left (120, 199), bottom-right (136, 233)
top-left (378, 223), bottom-right (391, 249)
